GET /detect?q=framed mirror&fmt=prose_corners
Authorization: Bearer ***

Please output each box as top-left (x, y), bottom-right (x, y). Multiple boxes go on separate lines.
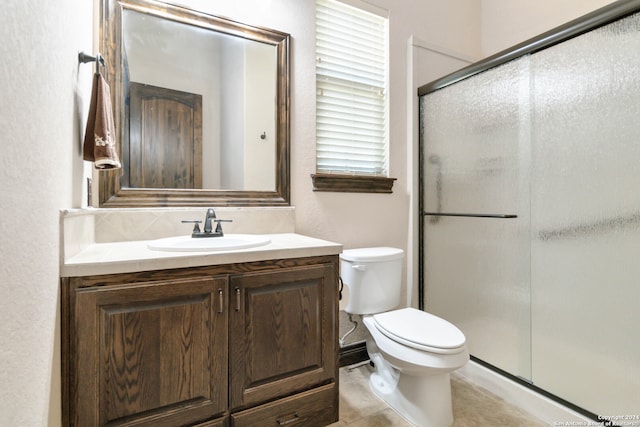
top-left (99, 0), bottom-right (290, 206)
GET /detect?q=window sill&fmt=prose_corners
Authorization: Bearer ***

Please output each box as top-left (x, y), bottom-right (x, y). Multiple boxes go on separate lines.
top-left (311, 174), bottom-right (397, 193)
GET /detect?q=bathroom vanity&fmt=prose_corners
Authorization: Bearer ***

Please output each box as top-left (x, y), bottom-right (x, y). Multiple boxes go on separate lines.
top-left (60, 224), bottom-right (341, 427)
top-left (66, 0), bottom-right (333, 422)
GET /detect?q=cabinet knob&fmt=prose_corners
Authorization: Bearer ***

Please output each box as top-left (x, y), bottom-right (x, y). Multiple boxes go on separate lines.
top-left (235, 287), bottom-right (241, 312)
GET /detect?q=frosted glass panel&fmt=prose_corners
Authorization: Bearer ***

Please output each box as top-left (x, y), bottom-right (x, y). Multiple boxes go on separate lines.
top-left (530, 12), bottom-right (640, 415)
top-left (422, 57), bottom-right (530, 216)
top-left (422, 56), bottom-right (532, 379)
top-left (424, 217), bottom-right (531, 378)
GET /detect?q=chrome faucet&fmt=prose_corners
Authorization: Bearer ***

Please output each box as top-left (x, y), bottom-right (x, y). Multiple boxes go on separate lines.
top-left (181, 208), bottom-right (232, 238)
top-left (203, 208), bottom-right (217, 233)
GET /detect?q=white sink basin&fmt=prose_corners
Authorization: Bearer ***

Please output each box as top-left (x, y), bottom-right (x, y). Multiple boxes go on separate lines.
top-left (148, 234), bottom-right (271, 252)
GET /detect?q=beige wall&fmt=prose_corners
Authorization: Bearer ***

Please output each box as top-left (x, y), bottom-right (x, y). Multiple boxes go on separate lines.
top-left (292, 0), bottom-right (481, 299)
top-left (481, 0), bottom-right (617, 57)
top-left (0, 0), bottom-right (622, 425)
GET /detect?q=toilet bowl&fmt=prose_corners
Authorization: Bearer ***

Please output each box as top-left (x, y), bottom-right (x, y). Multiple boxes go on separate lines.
top-left (363, 308), bottom-right (468, 427)
top-left (340, 248), bottom-right (469, 427)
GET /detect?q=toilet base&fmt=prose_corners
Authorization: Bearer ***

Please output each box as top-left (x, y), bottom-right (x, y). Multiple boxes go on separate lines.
top-left (369, 367), bottom-right (453, 427)
top-left (361, 314), bottom-right (467, 427)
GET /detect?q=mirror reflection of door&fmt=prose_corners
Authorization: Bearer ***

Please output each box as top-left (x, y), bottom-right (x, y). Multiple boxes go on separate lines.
top-left (129, 82), bottom-right (203, 189)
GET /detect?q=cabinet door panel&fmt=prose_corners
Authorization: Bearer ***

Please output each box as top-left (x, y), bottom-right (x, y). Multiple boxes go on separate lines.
top-left (74, 276), bottom-right (228, 426)
top-left (229, 264), bottom-right (337, 410)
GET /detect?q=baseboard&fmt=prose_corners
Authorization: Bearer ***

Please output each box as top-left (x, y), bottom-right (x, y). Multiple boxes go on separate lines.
top-left (457, 359), bottom-right (595, 426)
top-left (339, 341), bottom-right (368, 367)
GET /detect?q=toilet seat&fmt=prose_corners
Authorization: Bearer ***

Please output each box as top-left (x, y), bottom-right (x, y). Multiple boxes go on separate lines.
top-left (373, 308), bottom-right (466, 355)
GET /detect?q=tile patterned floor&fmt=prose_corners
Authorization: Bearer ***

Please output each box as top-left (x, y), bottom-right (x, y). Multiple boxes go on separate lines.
top-left (330, 364), bottom-right (547, 427)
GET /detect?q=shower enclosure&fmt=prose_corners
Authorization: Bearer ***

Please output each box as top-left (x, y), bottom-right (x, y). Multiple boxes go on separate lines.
top-left (419, 1), bottom-right (640, 419)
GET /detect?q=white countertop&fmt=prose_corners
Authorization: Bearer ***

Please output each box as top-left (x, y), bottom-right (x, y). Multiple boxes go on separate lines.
top-left (61, 233), bottom-right (343, 277)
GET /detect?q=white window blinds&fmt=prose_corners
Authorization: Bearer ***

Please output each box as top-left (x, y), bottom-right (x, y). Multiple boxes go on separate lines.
top-left (316, 0), bottom-right (389, 176)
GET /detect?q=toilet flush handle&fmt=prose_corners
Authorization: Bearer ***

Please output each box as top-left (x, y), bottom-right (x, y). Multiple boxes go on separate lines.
top-left (352, 264), bottom-right (367, 271)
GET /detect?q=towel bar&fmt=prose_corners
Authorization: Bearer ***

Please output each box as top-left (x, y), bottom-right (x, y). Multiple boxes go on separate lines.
top-left (423, 212), bottom-right (518, 219)
top-left (78, 52), bottom-right (105, 73)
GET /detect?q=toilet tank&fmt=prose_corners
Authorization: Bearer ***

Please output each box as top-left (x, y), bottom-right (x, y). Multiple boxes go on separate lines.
top-left (339, 247), bottom-right (404, 315)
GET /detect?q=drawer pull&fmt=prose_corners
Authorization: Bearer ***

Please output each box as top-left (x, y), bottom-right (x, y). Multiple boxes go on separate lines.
top-left (276, 413), bottom-right (299, 426)
top-left (217, 288), bottom-right (224, 313)
top-left (235, 287), bottom-right (241, 311)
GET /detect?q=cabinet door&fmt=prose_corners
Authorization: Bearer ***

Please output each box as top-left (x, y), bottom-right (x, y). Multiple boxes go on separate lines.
top-left (229, 264), bottom-right (337, 410)
top-left (72, 276), bottom-right (228, 426)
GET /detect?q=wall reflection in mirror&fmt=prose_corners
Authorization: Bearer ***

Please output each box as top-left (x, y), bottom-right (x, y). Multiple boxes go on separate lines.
top-left (99, 0), bottom-right (290, 207)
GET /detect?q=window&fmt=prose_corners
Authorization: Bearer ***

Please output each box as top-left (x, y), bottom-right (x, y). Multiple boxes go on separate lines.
top-left (313, 0), bottom-right (395, 193)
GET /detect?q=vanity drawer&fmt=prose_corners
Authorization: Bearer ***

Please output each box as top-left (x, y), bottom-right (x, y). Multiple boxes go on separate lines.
top-left (192, 416), bottom-right (228, 427)
top-left (231, 383), bottom-right (338, 427)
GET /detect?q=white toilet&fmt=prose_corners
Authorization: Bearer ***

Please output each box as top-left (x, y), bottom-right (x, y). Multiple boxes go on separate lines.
top-left (340, 247), bottom-right (469, 427)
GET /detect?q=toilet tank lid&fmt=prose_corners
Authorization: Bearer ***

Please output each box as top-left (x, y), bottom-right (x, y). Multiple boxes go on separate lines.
top-left (340, 247), bottom-right (404, 262)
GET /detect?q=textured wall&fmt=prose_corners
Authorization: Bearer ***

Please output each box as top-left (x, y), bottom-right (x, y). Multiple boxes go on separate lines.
top-left (0, 1), bottom-right (93, 425)
top-left (481, 0), bottom-right (617, 57)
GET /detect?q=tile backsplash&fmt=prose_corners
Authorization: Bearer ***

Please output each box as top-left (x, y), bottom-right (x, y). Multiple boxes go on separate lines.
top-left (61, 207), bottom-right (296, 261)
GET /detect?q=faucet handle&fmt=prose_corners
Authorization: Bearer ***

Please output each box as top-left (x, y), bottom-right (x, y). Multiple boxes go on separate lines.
top-left (213, 219), bottom-right (232, 235)
top-left (181, 220), bottom-right (202, 234)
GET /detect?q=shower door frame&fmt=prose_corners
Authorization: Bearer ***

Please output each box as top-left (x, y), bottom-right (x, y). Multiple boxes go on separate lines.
top-left (417, 0), bottom-right (640, 419)
top-left (417, 0), bottom-right (640, 310)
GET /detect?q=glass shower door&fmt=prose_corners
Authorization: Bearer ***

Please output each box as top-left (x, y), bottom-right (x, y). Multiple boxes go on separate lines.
top-left (530, 12), bottom-right (640, 415)
top-left (422, 56), bottom-right (532, 380)
top-left (420, 7), bottom-right (640, 417)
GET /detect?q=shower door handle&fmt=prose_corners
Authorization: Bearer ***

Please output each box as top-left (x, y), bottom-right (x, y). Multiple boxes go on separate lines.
top-left (423, 212), bottom-right (518, 219)
top-left (428, 154), bottom-right (443, 223)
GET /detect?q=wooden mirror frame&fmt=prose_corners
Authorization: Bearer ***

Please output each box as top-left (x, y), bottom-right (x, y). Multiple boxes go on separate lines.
top-left (99, 0), bottom-right (290, 207)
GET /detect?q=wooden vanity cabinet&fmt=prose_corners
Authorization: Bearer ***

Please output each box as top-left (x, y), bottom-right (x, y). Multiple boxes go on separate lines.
top-left (61, 256), bottom-right (339, 427)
